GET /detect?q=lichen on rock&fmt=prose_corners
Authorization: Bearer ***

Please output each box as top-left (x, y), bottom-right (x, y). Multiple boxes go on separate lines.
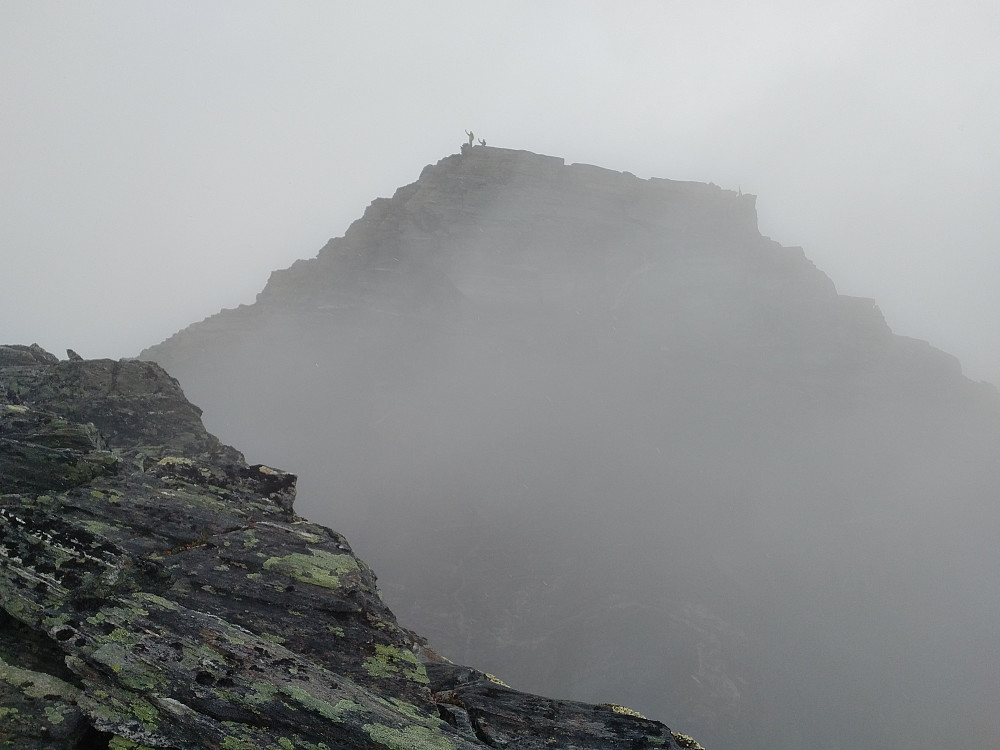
top-left (0, 347), bottom-right (696, 748)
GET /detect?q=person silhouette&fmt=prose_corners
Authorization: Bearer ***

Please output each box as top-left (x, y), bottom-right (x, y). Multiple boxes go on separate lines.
top-left (465, 130), bottom-right (475, 146)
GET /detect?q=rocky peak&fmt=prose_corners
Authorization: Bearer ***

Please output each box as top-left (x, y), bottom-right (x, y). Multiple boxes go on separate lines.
top-left (255, 146), bottom-right (767, 312)
top-left (138, 148), bottom-right (1000, 750)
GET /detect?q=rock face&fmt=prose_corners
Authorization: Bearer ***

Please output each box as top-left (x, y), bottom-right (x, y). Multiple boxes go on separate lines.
top-left (141, 147), bottom-right (1000, 749)
top-left (0, 344), bottom-right (693, 749)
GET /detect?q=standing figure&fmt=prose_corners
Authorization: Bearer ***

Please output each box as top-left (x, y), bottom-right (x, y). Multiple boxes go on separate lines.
top-left (465, 130), bottom-right (475, 146)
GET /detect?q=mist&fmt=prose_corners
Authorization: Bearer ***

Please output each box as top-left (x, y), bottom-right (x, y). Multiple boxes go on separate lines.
top-left (2, 1), bottom-right (999, 385)
top-left (141, 148), bottom-right (1000, 749)
top-left (4, 4), bottom-right (1000, 750)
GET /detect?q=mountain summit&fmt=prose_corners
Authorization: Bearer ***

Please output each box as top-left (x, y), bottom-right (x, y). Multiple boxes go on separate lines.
top-left (143, 146), bottom-right (1000, 750)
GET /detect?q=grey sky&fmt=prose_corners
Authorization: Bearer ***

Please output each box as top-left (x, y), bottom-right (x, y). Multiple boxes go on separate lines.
top-left (2, 1), bottom-right (998, 384)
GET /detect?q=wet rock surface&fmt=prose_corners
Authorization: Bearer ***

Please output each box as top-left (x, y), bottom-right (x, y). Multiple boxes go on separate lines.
top-left (0, 349), bottom-right (690, 748)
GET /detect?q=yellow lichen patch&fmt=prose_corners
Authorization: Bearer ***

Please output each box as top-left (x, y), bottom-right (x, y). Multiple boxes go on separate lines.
top-left (599, 703), bottom-right (647, 719)
top-left (157, 456), bottom-right (193, 467)
top-left (2, 404), bottom-right (29, 413)
top-left (484, 672), bottom-right (509, 687)
top-left (671, 732), bottom-right (706, 749)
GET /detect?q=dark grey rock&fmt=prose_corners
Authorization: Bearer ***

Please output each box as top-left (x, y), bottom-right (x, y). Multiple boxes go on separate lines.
top-left (0, 344), bottom-right (59, 367)
top-left (0, 348), bottom-right (690, 749)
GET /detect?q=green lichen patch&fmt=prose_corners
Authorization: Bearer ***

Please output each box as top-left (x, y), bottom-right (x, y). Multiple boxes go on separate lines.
top-left (173, 640), bottom-right (230, 674)
top-left (379, 696), bottom-right (443, 728)
top-left (108, 737), bottom-right (158, 750)
top-left (90, 642), bottom-right (159, 692)
top-left (0, 655), bottom-right (80, 701)
top-left (262, 548), bottom-right (359, 590)
top-left (0, 654), bottom-right (87, 743)
top-left (132, 592), bottom-right (179, 611)
top-left (221, 737), bottom-right (258, 750)
top-left (81, 518), bottom-right (122, 538)
top-left (280, 684), bottom-right (362, 723)
top-left (362, 644), bottom-right (430, 684)
top-left (78, 686), bottom-right (168, 744)
top-left (362, 722), bottom-right (455, 750)
top-left (131, 696), bottom-right (160, 724)
top-left (243, 680), bottom-right (279, 708)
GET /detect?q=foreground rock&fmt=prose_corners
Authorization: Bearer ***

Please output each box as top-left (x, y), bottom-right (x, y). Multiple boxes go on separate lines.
top-left (0, 344), bottom-right (696, 749)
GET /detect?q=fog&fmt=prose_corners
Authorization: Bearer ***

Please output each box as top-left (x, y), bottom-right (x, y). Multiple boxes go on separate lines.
top-left (5, 4), bottom-right (1000, 750)
top-left (140, 146), bottom-right (1000, 749)
top-left (2, 1), bottom-right (998, 385)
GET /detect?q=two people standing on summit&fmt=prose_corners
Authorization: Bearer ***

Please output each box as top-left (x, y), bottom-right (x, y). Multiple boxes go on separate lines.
top-left (465, 130), bottom-right (486, 147)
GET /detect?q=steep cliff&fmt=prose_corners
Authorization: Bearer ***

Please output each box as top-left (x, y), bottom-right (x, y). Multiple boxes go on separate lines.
top-left (0, 343), bottom-right (695, 749)
top-left (142, 147), bottom-right (1000, 749)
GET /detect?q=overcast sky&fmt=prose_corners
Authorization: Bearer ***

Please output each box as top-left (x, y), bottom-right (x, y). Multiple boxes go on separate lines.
top-left (2, 1), bottom-right (998, 385)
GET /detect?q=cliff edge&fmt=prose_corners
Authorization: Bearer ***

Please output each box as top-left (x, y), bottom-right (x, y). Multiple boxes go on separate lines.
top-left (0, 343), bottom-right (696, 749)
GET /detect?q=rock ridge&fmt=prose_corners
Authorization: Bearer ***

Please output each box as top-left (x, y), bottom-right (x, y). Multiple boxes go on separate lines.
top-left (0, 344), bottom-right (694, 749)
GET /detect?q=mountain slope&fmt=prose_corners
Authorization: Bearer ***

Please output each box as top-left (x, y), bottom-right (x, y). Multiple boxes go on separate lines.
top-left (143, 146), bottom-right (1000, 750)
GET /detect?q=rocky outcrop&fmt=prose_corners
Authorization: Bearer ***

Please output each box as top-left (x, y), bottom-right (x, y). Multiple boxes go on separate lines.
top-left (0, 346), bottom-right (693, 749)
top-left (140, 147), bottom-right (1000, 750)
